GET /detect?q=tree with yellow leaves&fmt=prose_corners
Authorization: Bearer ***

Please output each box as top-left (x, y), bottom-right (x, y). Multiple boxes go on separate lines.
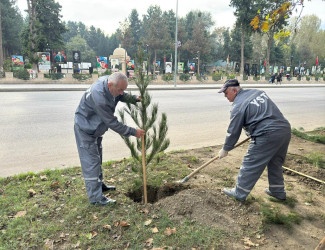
top-left (250, 0), bottom-right (304, 76)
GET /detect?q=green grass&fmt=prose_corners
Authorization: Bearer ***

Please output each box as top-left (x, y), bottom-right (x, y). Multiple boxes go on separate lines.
top-left (291, 127), bottom-right (325, 144)
top-left (267, 195), bottom-right (298, 208)
top-left (0, 146), bottom-right (314, 249)
top-left (260, 202), bottom-right (302, 230)
top-left (0, 152), bottom-right (230, 249)
top-left (303, 152), bottom-right (325, 169)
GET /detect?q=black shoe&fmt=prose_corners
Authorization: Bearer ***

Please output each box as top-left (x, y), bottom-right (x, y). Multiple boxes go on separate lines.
top-left (265, 188), bottom-right (286, 200)
top-left (102, 182), bottom-right (116, 192)
top-left (91, 196), bottom-right (116, 206)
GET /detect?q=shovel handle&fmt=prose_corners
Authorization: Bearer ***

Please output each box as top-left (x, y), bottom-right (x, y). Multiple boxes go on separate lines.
top-left (182, 137), bottom-right (250, 182)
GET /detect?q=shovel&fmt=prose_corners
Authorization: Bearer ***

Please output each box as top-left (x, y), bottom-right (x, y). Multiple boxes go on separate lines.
top-left (178, 137), bottom-right (250, 183)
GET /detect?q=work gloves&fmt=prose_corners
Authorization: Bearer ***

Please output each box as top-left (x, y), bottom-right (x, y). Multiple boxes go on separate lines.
top-left (218, 148), bottom-right (228, 159)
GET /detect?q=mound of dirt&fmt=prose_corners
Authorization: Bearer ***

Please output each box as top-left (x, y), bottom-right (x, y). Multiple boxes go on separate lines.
top-left (153, 134), bottom-right (325, 249)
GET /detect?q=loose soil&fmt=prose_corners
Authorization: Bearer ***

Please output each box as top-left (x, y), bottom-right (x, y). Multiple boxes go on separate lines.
top-left (151, 134), bottom-right (325, 249)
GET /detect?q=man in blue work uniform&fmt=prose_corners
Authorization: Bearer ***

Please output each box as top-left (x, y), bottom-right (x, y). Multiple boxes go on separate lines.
top-left (74, 72), bottom-right (145, 205)
top-left (218, 79), bottom-right (291, 202)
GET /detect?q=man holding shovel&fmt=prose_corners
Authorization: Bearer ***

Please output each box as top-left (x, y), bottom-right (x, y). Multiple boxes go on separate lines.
top-left (218, 79), bottom-right (291, 202)
top-left (74, 72), bottom-right (145, 206)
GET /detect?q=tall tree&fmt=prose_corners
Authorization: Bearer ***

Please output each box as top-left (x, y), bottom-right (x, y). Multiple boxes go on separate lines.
top-left (127, 9), bottom-right (142, 58)
top-left (0, 5), bottom-right (3, 71)
top-left (22, 0), bottom-right (66, 69)
top-left (291, 15), bottom-right (324, 68)
top-left (65, 35), bottom-right (96, 66)
top-left (250, 0), bottom-right (289, 76)
top-left (230, 0), bottom-right (257, 76)
top-left (142, 5), bottom-right (171, 74)
top-left (0, 0), bottom-right (24, 60)
top-left (183, 11), bottom-right (214, 74)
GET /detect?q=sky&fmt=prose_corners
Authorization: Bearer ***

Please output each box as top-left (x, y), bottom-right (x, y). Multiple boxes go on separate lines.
top-left (16, 0), bottom-right (325, 36)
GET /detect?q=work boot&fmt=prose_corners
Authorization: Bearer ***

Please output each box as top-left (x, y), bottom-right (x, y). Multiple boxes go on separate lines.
top-left (102, 182), bottom-right (116, 192)
top-left (91, 196), bottom-right (116, 206)
top-left (223, 188), bottom-right (245, 202)
top-left (264, 188), bottom-right (286, 200)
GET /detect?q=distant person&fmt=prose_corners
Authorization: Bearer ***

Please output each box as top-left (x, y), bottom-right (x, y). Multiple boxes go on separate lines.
top-left (74, 72), bottom-right (145, 206)
top-left (218, 79), bottom-right (291, 202)
top-left (276, 73), bottom-right (282, 84)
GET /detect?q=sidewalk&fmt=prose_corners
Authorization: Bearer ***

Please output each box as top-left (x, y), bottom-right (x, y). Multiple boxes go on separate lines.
top-left (1, 81), bottom-right (325, 92)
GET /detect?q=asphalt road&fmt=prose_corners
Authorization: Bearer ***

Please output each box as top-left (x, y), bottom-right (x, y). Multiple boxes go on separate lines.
top-left (1, 87), bottom-right (324, 177)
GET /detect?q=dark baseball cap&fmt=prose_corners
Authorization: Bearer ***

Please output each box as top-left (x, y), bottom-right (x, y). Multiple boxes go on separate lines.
top-left (218, 79), bottom-right (240, 93)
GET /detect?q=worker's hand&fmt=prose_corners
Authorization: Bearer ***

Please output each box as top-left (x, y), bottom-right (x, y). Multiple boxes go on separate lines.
top-left (136, 96), bottom-right (142, 102)
top-left (218, 148), bottom-right (228, 159)
top-left (135, 129), bottom-right (145, 138)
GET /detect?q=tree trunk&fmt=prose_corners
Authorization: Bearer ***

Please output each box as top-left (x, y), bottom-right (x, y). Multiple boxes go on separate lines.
top-left (0, 6), bottom-right (4, 72)
top-left (265, 32), bottom-right (273, 77)
top-left (197, 54), bottom-right (200, 75)
top-left (154, 49), bottom-right (157, 75)
top-left (27, 0), bottom-right (38, 71)
top-left (240, 28), bottom-right (245, 77)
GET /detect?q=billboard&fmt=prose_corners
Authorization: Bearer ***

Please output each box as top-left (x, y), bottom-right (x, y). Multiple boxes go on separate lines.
top-left (12, 55), bottom-right (24, 69)
top-left (53, 51), bottom-right (67, 64)
top-left (37, 52), bottom-right (51, 70)
top-left (73, 51), bottom-right (81, 63)
top-left (165, 62), bottom-right (172, 74)
top-left (178, 62), bottom-right (184, 73)
top-left (111, 59), bottom-right (119, 71)
top-left (97, 56), bottom-right (107, 72)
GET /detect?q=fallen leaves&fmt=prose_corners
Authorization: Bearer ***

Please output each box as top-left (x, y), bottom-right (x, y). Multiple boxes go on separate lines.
top-left (103, 224), bottom-right (112, 230)
top-left (114, 220), bottom-right (130, 227)
top-left (28, 189), bottom-right (36, 197)
top-left (164, 227), bottom-right (176, 236)
top-left (14, 210), bottom-right (26, 218)
top-left (144, 219), bottom-right (152, 226)
top-left (85, 231), bottom-right (98, 239)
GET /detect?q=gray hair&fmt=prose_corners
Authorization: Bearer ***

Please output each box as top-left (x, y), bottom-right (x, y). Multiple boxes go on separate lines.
top-left (229, 86), bottom-right (241, 91)
top-left (108, 72), bottom-right (128, 86)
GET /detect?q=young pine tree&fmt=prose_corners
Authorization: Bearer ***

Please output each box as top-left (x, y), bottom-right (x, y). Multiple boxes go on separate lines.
top-left (118, 45), bottom-right (170, 170)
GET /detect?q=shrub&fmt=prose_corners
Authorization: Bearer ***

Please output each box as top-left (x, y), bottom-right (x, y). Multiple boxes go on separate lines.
top-left (162, 73), bottom-right (174, 82)
top-left (99, 69), bottom-right (111, 76)
top-left (306, 76), bottom-right (310, 81)
top-left (253, 76), bottom-right (260, 81)
top-left (243, 75), bottom-right (248, 81)
top-left (297, 75), bottom-right (302, 81)
top-left (227, 74), bottom-right (235, 79)
top-left (212, 73), bottom-right (222, 81)
top-left (196, 74), bottom-right (203, 82)
top-left (3, 58), bottom-right (12, 71)
top-left (72, 74), bottom-right (92, 81)
top-left (44, 73), bottom-right (64, 80)
top-left (314, 73), bottom-right (322, 81)
top-left (179, 73), bottom-right (191, 82)
top-left (13, 69), bottom-right (30, 80)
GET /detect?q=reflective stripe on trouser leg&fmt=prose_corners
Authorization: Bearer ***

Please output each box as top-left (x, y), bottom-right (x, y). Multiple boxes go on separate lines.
top-left (267, 130), bottom-right (291, 193)
top-left (74, 125), bottom-right (103, 203)
top-left (235, 131), bottom-right (289, 200)
top-left (97, 137), bottom-right (104, 183)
